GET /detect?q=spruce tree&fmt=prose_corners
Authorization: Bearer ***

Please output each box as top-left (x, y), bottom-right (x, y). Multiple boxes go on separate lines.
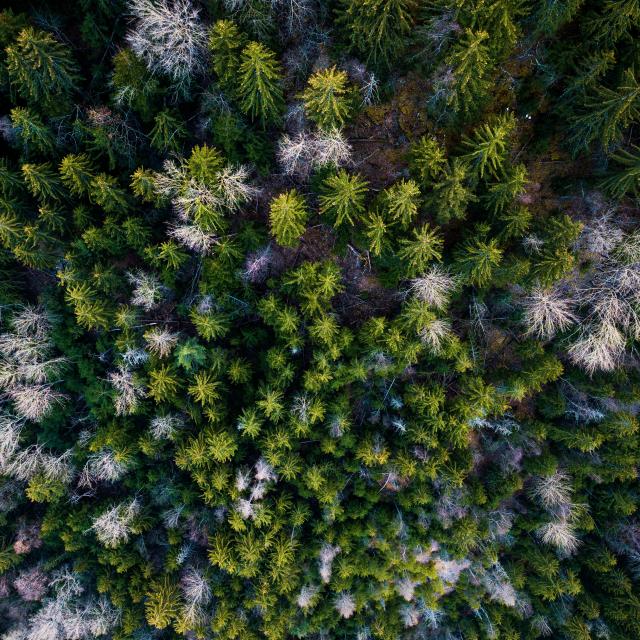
top-left (269, 189), bottom-right (308, 247)
top-left (337, 0), bottom-right (416, 66)
top-left (238, 41), bottom-right (284, 125)
top-left (319, 170), bottom-right (368, 227)
top-left (5, 27), bottom-right (78, 109)
top-left (301, 67), bottom-right (352, 131)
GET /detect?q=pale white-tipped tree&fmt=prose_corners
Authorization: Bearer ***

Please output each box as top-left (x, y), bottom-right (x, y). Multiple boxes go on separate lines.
top-left (120, 347), bottom-right (149, 368)
top-left (11, 305), bottom-right (51, 340)
top-left (419, 318), bottom-right (452, 354)
top-left (144, 327), bottom-right (179, 358)
top-left (481, 564), bottom-right (517, 607)
top-left (528, 470), bottom-right (573, 509)
top-left (568, 321), bottom-right (626, 374)
top-left (409, 266), bottom-right (457, 310)
top-left (400, 604), bottom-right (420, 628)
top-left (5, 445), bottom-right (45, 482)
top-left (127, 270), bottom-right (166, 311)
top-left (13, 566), bottom-right (49, 601)
top-left (334, 591), bottom-right (356, 619)
top-left (217, 165), bottom-right (259, 210)
top-left (0, 413), bottom-right (24, 472)
top-left (395, 577), bottom-right (417, 602)
top-left (0, 307), bottom-right (66, 423)
top-left (82, 449), bottom-right (129, 484)
top-left (243, 246), bottom-right (275, 284)
top-left (537, 518), bottom-right (581, 554)
top-left (180, 566), bottom-right (212, 627)
top-left (7, 385), bottom-right (64, 423)
top-left (318, 543), bottom-right (341, 583)
top-left (296, 584), bottom-right (319, 609)
top-left (254, 457), bottom-right (277, 482)
top-left (126, 0), bottom-right (207, 95)
top-left (108, 367), bottom-right (146, 416)
top-left (521, 287), bottom-right (577, 339)
top-left (277, 129), bottom-right (352, 179)
top-left (149, 413), bottom-right (183, 439)
top-left (90, 499), bottom-right (140, 548)
top-left (169, 220), bottom-right (217, 254)
top-left (314, 129), bottom-right (353, 168)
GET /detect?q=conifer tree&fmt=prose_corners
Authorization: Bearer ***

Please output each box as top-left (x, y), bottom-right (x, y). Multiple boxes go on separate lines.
top-left (59, 154), bottom-right (95, 196)
top-left (90, 174), bottom-right (130, 213)
top-left (410, 136), bottom-right (447, 184)
top-left (238, 41), bottom-right (284, 126)
top-left (208, 19), bottom-right (245, 91)
top-left (383, 178), bottom-right (421, 228)
top-left (601, 145), bottom-right (640, 199)
top-left (441, 28), bottom-right (491, 118)
top-left (21, 163), bottom-right (64, 201)
top-left (337, 0), bottom-right (416, 66)
top-left (455, 235), bottom-right (503, 287)
top-left (398, 223), bottom-right (443, 277)
top-left (269, 189), bottom-right (308, 247)
top-left (149, 110), bottom-right (187, 153)
top-left (300, 67), bottom-right (352, 131)
top-left (425, 158), bottom-right (476, 224)
top-left (319, 170), bottom-right (368, 227)
top-left (5, 27), bottom-right (78, 109)
top-left (570, 68), bottom-right (640, 152)
top-left (461, 113), bottom-right (516, 179)
top-left (10, 107), bottom-right (54, 155)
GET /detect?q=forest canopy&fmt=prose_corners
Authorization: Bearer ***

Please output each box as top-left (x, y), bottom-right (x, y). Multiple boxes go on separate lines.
top-left (0, 1), bottom-right (639, 639)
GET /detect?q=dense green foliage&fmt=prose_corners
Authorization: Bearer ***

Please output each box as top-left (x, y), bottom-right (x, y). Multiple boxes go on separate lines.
top-left (0, 1), bottom-right (639, 640)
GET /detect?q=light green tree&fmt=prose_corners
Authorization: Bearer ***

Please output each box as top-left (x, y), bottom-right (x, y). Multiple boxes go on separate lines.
top-left (301, 67), bottom-right (352, 130)
top-left (269, 190), bottom-right (308, 247)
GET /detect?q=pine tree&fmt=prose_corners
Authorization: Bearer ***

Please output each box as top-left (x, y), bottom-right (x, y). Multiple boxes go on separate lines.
top-left (442, 29), bottom-right (492, 118)
top-left (90, 174), bottom-right (130, 213)
top-left (5, 27), bottom-right (78, 109)
top-left (534, 0), bottom-right (583, 36)
top-left (238, 41), bottom-right (284, 126)
top-left (111, 48), bottom-right (160, 121)
top-left (410, 136), bottom-right (447, 184)
top-left (300, 67), bottom-right (352, 131)
top-left (484, 163), bottom-right (528, 214)
top-left (319, 170), bottom-right (368, 227)
top-left (145, 576), bottom-right (179, 629)
top-left (364, 211), bottom-right (388, 256)
top-left (269, 190), bottom-right (308, 247)
top-left (21, 163), bottom-right (64, 201)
